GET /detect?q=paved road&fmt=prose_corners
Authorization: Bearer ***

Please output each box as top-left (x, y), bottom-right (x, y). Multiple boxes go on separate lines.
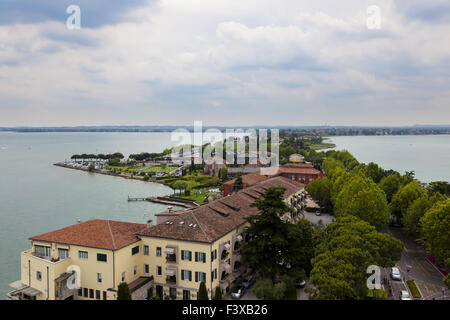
top-left (386, 227), bottom-right (448, 300)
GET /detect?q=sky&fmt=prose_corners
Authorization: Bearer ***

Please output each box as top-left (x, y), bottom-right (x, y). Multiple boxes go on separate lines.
top-left (0, 0), bottom-right (450, 127)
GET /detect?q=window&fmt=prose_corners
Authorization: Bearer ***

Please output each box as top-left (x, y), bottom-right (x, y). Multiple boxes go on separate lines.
top-left (211, 249), bottom-right (217, 261)
top-left (211, 269), bottom-right (217, 281)
top-left (97, 253), bottom-right (107, 262)
top-left (181, 270), bottom-right (192, 281)
top-left (156, 247), bottom-right (162, 257)
top-left (121, 272), bottom-right (125, 282)
top-left (132, 245), bottom-right (139, 255)
top-left (83, 288), bottom-right (88, 297)
top-left (169, 288), bottom-right (177, 299)
top-left (183, 290), bottom-right (190, 300)
top-left (144, 264), bottom-right (149, 274)
top-left (36, 271), bottom-right (42, 281)
top-left (97, 273), bottom-right (102, 284)
top-left (144, 245), bottom-right (149, 255)
top-left (156, 266), bottom-right (162, 276)
top-left (78, 251), bottom-right (88, 260)
top-left (195, 252), bottom-right (206, 263)
top-left (181, 250), bottom-right (192, 261)
top-left (58, 248), bottom-right (69, 259)
top-left (195, 272), bottom-right (206, 282)
top-left (133, 265), bottom-right (137, 276)
top-left (96, 290), bottom-right (100, 300)
top-left (78, 288), bottom-right (83, 296)
top-left (34, 245), bottom-right (50, 257)
top-left (103, 291), bottom-right (107, 300)
top-left (89, 289), bottom-right (94, 299)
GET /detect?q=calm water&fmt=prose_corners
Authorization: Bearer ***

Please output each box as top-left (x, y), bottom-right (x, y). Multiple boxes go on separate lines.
top-left (327, 135), bottom-right (450, 183)
top-left (0, 132), bottom-right (183, 299)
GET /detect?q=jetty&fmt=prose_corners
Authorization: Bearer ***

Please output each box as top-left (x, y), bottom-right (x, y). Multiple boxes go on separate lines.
top-left (127, 196), bottom-right (198, 208)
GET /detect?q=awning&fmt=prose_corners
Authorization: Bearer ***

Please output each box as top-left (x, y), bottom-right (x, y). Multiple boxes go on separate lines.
top-left (165, 268), bottom-right (177, 276)
top-left (224, 243), bottom-right (231, 251)
top-left (55, 271), bottom-right (75, 283)
top-left (9, 286), bottom-right (41, 297)
top-left (164, 247), bottom-right (175, 254)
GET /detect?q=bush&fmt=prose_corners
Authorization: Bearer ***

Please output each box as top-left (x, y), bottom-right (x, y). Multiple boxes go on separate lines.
top-left (213, 286), bottom-right (223, 300)
top-left (406, 280), bottom-right (421, 298)
top-left (117, 282), bottom-right (131, 300)
top-left (198, 281), bottom-right (209, 300)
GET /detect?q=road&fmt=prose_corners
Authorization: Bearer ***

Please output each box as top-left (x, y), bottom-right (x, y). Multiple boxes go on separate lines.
top-left (385, 226), bottom-right (448, 300)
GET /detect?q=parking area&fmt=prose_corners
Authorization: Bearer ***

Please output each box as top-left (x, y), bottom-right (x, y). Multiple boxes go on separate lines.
top-left (302, 210), bottom-right (334, 226)
top-left (223, 280), bottom-right (310, 300)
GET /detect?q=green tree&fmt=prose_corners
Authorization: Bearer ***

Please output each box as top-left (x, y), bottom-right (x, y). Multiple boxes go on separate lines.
top-left (427, 181), bottom-right (450, 196)
top-left (403, 196), bottom-right (430, 237)
top-left (172, 180), bottom-right (188, 195)
top-left (379, 173), bottom-right (404, 203)
top-left (252, 278), bottom-right (274, 299)
top-left (420, 199), bottom-right (450, 268)
top-left (390, 181), bottom-right (427, 223)
top-left (242, 186), bottom-right (292, 279)
top-left (198, 281), bottom-right (209, 300)
top-left (234, 174), bottom-right (243, 191)
top-left (365, 162), bottom-right (385, 184)
top-left (306, 177), bottom-right (332, 211)
top-left (88, 164), bottom-right (95, 172)
top-left (272, 282), bottom-right (287, 300)
top-left (334, 175), bottom-right (390, 229)
top-left (309, 216), bottom-right (403, 299)
top-left (213, 286), bottom-right (222, 300)
top-left (117, 282), bottom-right (131, 300)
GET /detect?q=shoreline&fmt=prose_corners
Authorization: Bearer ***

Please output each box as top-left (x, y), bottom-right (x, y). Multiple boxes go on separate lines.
top-left (53, 162), bottom-right (172, 187)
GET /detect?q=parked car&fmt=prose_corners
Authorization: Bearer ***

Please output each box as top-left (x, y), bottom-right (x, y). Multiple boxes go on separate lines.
top-left (315, 211), bottom-right (321, 216)
top-left (390, 267), bottom-right (402, 281)
top-left (400, 290), bottom-right (412, 300)
top-left (242, 275), bottom-right (255, 288)
top-left (231, 285), bottom-right (246, 299)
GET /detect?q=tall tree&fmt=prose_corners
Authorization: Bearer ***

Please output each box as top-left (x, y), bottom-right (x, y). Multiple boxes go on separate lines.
top-left (390, 181), bottom-right (427, 223)
top-left (334, 175), bottom-right (390, 229)
top-left (420, 199), bottom-right (450, 268)
top-left (305, 177), bottom-right (332, 211)
top-left (198, 281), bottom-right (209, 300)
top-left (117, 282), bottom-right (131, 300)
top-left (378, 173), bottom-right (404, 203)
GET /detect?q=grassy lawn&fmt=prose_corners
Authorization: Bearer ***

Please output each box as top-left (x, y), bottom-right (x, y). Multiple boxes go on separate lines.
top-left (105, 164), bottom-right (178, 174)
top-left (367, 289), bottom-right (388, 300)
top-left (309, 142), bottom-right (336, 150)
top-left (406, 280), bottom-right (421, 298)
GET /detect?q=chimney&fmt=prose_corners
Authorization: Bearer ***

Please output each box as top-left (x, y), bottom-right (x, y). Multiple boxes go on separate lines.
top-left (146, 220), bottom-right (153, 228)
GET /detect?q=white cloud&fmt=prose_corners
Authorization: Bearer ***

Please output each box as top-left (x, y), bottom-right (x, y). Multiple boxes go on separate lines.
top-left (0, 0), bottom-right (449, 126)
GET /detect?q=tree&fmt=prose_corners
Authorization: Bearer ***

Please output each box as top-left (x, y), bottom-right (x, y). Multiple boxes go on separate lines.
top-left (88, 164), bottom-right (95, 172)
top-left (309, 216), bottom-right (403, 299)
top-left (213, 286), bottom-right (222, 300)
top-left (390, 181), bottom-right (427, 223)
top-left (402, 196), bottom-right (430, 237)
top-left (234, 174), bottom-right (243, 191)
top-left (252, 278), bottom-right (274, 299)
top-left (306, 177), bottom-right (332, 211)
top-left (420, 199), bottom-right (450, 268)
top-left (117, 282), bottom-right (131, 300)
top-left (365, 162), bottom-right (385, 184)
top-left (198, 281), bottom-right (209, 300)
top-left (172, 180), bottom-right (188, 195)
top-left (379, 173), bottom-right (404, 203)
top-left (427, 181), bottom-right (450, 196)
top-left (334, 175), bottom-right (390, 229)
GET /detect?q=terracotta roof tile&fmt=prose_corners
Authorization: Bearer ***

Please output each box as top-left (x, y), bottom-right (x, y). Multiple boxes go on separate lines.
top-left (30, 219), bottom-right (145, 250)
top-left (137, 176), bottom-right (304, 243)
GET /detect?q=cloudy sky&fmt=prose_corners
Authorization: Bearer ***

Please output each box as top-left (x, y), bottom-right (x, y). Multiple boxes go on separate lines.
top-left (1, 0), bottom-right (449, 127)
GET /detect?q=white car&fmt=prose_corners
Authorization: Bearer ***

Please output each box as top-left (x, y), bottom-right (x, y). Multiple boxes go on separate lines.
top-left (391, 267), bottom-right (402, 281)
top-left (400, 290), bottom-right (412, 300)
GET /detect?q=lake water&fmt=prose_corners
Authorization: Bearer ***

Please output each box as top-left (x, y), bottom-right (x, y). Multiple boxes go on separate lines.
top-left (0, 132), bottom-right (183, 299)
top-left (326, 135), bottom-right (450, 183)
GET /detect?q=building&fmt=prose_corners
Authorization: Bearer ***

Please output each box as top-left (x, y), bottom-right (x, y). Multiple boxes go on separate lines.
top-left (223, 163), bottom-right (324, 196)
top-left (289, 154), bottom-right (304, 163)
top-left (9, 176), bottom-right (306, 300)
top-left (8, 220), bottom-right (150, 300)
top-left (203, 156), bottom-right (227, 177)
top-left (223, 172), bottom-right (269, 196)
top-left (275, 163), bottom-right (325, 184)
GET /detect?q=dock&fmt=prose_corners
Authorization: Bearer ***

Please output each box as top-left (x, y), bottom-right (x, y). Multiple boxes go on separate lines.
top-left (127, 196), bottom-right (147, 201)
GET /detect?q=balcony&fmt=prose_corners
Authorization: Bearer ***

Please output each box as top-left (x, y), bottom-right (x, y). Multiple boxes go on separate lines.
top-left (7, 281), bottom-right (40, 300)
top-left (165, 247), bottom-right (177, 264)
top-left (165, 267), bottom-right (178, 286)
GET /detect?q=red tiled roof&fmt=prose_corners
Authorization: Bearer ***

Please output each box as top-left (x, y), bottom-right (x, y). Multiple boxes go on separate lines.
top-left (30, 219), bottom-right (146, 250)
top-left (137, 176), bottom-right (305, 243)
top-left (224, 171), bottom-right (268, 186)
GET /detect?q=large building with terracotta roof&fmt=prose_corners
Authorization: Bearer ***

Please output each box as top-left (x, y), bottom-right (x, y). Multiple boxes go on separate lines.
top-left (9, 176), bottom-right (306, 301)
